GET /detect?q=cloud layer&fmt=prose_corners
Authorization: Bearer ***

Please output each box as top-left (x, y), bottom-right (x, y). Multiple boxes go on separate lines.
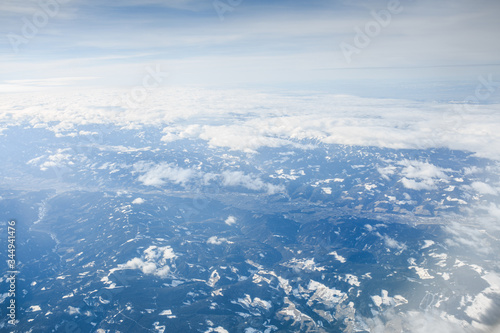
top-left (2, 88), bottom-right (500, 160)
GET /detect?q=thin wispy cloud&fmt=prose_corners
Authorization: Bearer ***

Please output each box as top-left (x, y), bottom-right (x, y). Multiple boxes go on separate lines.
top-left (1, 0), bottom-right (499, 89)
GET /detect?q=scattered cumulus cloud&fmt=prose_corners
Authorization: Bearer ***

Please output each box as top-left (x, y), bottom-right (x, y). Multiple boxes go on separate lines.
top-left (132, 197), bottom-right (145, 204)
top-left (399, 160), bottom-right (449, 191)
top-left (134, 162), bottom-right (284, 195)
top-left (134, 162), bottom-right (196, 187)
top-left (27, 148), bottom-right (75, 171)
top-left (400, 160), bottom-right (449, 179)
top-left (221, 170), bottom-right (284, 195)
top-left (374, 232), bottom-right (406, 251)
top-left (207, 236), bottom-right (233, 245)
top-left (377, 165), bottom-right (397, 180)
top-left (225, 215), bottom-right (237, 225)
top-left (401, 177), bottom-right (437, 191)
top-left (118, 245), bottom-right (177, 279)
top-left (66, 306), bottom-right (80, 315)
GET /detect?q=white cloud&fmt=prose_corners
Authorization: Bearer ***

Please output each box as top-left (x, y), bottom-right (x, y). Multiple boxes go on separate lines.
top-left (140, 261), bottom-right (157, 275)
top-left (401, 177), bottom-right (436, 191)
top-left (132, 197), bottom-right (145, 204)
top-left (471, 182), bottom-right (498, 195)
top-left (375, 232), bottom-right (406, 251)
top-left (224, 215), bottom-right (237, 225)
top-left (118, 245), bottom-right (177, 279)
top-left (207, 236), bottom-right (233, 245)
top-left (370, 290), bottom-right (407, 309)
top-left (377, 165), bottom-right (397, 180)
top-left (360, 309), bottom-right (469, 333)
top-left (399, 160), bottom-right (448, 180)
top-left (328, 251), bottom-right (346, 263)
top-left (398, 160), bottom-right (449, 191)
top-left (198, 125), bottom-right (289, 153)
top-left (221, 170), bottom-right (284, 194)
top-left (66, 306), bottom-right (80, 315)
top-left (205, 326), bottom-right (229, 333)
top-left (465, 293), bottom-right (495, 322)
top-left (27, 305), bottom-right (41, 312)
top-left (134, 161), bottom-right (283, 194)
top-left (27, 148), bottom-right (74, 171)
top-left (3, 89), bottom-right (500, 161)
top-left (134, 162), bottom-right (196, 187)
top-left (486, 203), bottom-right (500, 220)
top-left (444, 222), bottom-right (494, 255)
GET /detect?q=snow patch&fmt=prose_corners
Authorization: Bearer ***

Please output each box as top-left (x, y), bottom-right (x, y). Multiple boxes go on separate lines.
top-left (409, 266), bottom-right (434, 279)
top-left (307, 280), bottom-right (346, 308)
top-left (282, 258), bottom-right (325, 272)
top-left (207, 270), bottom-right (221, 288)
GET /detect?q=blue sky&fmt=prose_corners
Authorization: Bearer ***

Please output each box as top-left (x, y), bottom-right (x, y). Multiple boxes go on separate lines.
top-left (1, 0), bottom-right (500, 97)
